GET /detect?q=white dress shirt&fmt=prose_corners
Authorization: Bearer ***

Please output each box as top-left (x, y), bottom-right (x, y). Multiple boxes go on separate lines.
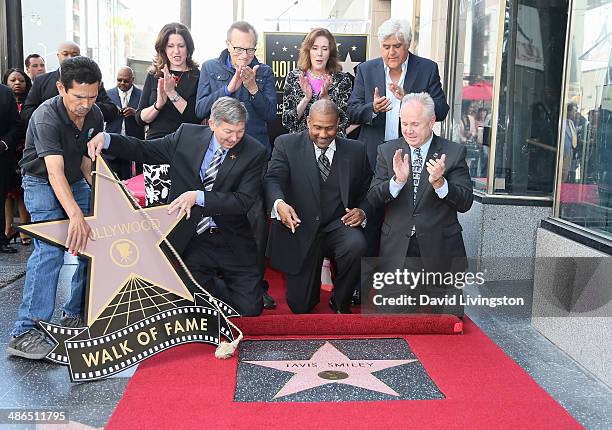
top-left (119, 86), bottom-right (133, 135)
top-left (384, 59), bottom-right (408, 142)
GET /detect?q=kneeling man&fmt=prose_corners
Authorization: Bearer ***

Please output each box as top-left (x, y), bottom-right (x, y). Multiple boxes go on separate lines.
top-left (89, 97), bottom-right (267, 316)
top-left (265, 100), bottom-right (371, 313)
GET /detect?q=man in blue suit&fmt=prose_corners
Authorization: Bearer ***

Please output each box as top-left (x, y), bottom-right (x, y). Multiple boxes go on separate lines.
top-left (105, 67), bottom-right (144, 179)
top-left (347, 19), bottom-right (450, 302)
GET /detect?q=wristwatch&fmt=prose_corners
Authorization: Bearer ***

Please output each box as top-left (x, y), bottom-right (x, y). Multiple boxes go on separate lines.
top-left (169, 92), bottom-right (181, 103)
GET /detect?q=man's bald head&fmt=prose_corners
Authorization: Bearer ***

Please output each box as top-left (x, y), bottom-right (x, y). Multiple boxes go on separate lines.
top-left (309, 99), bottom-right (339, 119)
top-left (116, 66), bottom-right (135, 92)
top-left (57, 41), bottom-right (80, 64)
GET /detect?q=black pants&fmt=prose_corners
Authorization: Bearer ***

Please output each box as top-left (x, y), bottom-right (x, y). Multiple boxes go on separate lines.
top-left (0, 161), bottom-right (7, 244)
top-left (286, 225), bottom-right (367, 314)
top-left (182, 229), bottom-right (263, 316)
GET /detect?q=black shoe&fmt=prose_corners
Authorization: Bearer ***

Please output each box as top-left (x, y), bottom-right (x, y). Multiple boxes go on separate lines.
top-left (329, 297), bottom-right (352, 314)
top-left (263, 292), bottom-right (276, 309)
top-left (351, 289), bottom-right (361, 305)
top-left (0, 243), bottom-right (18, 254)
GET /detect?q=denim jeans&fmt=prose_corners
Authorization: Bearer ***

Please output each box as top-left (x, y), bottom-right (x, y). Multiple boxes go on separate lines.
top-left (12, 176), bottom-right (91, 336)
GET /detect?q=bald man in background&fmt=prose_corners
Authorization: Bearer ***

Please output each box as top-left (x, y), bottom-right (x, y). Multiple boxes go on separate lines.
top-left (21, 41), bottom-right (117, 124)
top-left (105, 66), bottom-right (144, 179)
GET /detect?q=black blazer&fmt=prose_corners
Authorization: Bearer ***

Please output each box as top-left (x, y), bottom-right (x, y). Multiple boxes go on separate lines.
top-left (21, 69), bottom-right (118, 124)
top-left (367, 134), bottom-right (473, 272)
top-left (136, 70), bottom-right (201, 139)
top-left (0, 84), bottom-right (22, 154)
top-left (107, 125), bottom-right (268, 264)
top-left (105, 86), bottom-right (145, 139)
top-left (347, 54), bottom-right (449, 169)
top-left (264, 130), bottom-right (372, 274)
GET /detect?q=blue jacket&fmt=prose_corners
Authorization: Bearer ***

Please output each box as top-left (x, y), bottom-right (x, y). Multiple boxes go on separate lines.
top-left (196, 49), bottom-right (277, 153)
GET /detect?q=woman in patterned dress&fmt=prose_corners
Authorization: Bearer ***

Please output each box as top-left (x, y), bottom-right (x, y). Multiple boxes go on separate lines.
top-left (282, 28), bottom-right (352, 136)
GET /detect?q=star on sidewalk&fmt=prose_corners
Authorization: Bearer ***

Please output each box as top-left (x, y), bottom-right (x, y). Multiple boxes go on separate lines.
top-left (244, 341), bottom-right (416, 398)
top-left (339, 51), bottom-right (360, 76)
top-left (20, 158), bottom-right (193, 326)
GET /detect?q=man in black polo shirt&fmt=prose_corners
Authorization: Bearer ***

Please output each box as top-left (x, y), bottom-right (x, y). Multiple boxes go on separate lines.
top-left (7, 57), bottom-right (104, 360)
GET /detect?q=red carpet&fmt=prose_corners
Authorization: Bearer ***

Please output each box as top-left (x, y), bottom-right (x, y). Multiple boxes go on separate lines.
top-left (237, 268), bottom-right (463, 335)
top-left (106, 318), bottom-right (582, 430)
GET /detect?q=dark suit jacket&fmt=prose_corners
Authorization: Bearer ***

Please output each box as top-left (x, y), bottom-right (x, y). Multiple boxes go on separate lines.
top-left (107, 125), bottom-right (268, 264)
top-left (105, 86), bottom-right (145, 139)
top-left (264, 131), bottom-right (372, 274)
top-left (347, 54), bottom-right (449, 169)
top-left (0, 84), bottom-right (22, 154)
top-left (21, 69), bottom-right (118, 124)
top-left (367, 134), bottom-right (473, 272)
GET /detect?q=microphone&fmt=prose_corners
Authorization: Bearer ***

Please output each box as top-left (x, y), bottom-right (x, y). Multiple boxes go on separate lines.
top-left (276, 1), bottom-right (299, 31)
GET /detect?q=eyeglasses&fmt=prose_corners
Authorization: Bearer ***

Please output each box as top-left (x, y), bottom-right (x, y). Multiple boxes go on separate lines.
top-left (228, 42), bottom-right (256, 56)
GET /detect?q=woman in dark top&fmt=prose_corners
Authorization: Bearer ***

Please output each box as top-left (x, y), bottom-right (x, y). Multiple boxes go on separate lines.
top-left (282, 28), bottom-right (352, 136)
top-left (2, 69), bottom-right (31, 245)
top-left (136, 22), bottom-right (201, 205)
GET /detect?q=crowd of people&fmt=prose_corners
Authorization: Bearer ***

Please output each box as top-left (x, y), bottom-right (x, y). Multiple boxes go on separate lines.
top-left (1, 18), bottom-right (473, 361)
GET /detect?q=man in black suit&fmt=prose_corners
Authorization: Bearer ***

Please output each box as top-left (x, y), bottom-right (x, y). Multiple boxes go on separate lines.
top-left (21, 41), bottom-right (117, 124)
top-left (367, 93), bottom-right (473, 316)
top-left (0, 84), bottom-right (22, 253)
top-left (88, 97), bottom-right (267, 316)
top-left (265, 100), bottom-right (372, 314)
top-left (105, 66), bottom-right (144, 179)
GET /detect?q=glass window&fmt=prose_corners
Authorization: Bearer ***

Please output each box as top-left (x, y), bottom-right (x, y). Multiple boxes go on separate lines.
top-left (557, 0), bottom-right (612, 238)
top-left (450, 0), bottom-right (501, 193)
top-left (494, 0), bottom-right (569, 196)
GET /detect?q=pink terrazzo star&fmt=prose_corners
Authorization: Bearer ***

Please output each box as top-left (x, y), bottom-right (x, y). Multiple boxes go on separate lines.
top-left (244, 341), bottom-right (417, 399)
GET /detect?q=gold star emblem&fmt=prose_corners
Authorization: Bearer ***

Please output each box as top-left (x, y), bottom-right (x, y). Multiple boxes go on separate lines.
top-left (19, 158), bottom-right (194, 326)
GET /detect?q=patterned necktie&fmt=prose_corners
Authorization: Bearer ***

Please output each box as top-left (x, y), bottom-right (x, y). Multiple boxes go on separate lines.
top-left (318, 147), bottom-right (331, 181)
top-left (412, 147), bottom-right (423, 205)
top-left (120, 91), bottom-right (128, 135)
top-left (196, 148), bottom-right (226, 234)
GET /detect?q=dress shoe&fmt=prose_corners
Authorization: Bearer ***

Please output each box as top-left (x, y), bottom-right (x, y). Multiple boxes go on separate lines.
top-left (0, 243), bottom-right (18, 254)
top-left (329, 297), bottom-right (352, 314)
top-left (260, 280), bottom-right (276, 309)
top-left (351, 289), bottom-right (361, 305)
top-left (263, 292), bottom-right (276, 309)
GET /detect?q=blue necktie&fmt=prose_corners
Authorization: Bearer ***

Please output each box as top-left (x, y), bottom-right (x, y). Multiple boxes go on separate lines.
top-left (196, 148), bottom-right (226, 234)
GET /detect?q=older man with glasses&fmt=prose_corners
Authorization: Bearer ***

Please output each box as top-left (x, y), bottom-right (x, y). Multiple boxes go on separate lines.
top-left (196, 20), bottom-right (276, 155)
top-left (196, 21), bottom-right (278, 310)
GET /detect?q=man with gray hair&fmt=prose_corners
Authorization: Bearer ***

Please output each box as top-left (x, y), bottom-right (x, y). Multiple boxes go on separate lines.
top-left (347, 19), bottom-right (450, 302)
top-left (348, 18), bottom-right (449, 170)
top-left (88, 96), bottom-right (268, 316)
top-left (367, 93), bottom-right (472, 316)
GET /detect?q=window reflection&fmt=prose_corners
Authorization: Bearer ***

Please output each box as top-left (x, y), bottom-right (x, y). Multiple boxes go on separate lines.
top-left (495, 0), bottom-right (568, 196)
top-left (451, 0), bottom-right (499, 192)
top-left (558, 0), bottom-right (612, 238)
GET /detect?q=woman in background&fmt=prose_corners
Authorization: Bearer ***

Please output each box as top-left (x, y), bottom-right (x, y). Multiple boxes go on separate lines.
top-left (136, 22), bottom-right (201, 206)
top-left (282, 28), bottom-right (352, 136)
top-left (2, 69), bottom-right (31, 245)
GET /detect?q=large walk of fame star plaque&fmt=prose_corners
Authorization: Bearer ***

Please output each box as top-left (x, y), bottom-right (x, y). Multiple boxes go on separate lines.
top-left (18, 158), bottom-right (238, 382)
top-left (235, 339), bottom-right (445, 402)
